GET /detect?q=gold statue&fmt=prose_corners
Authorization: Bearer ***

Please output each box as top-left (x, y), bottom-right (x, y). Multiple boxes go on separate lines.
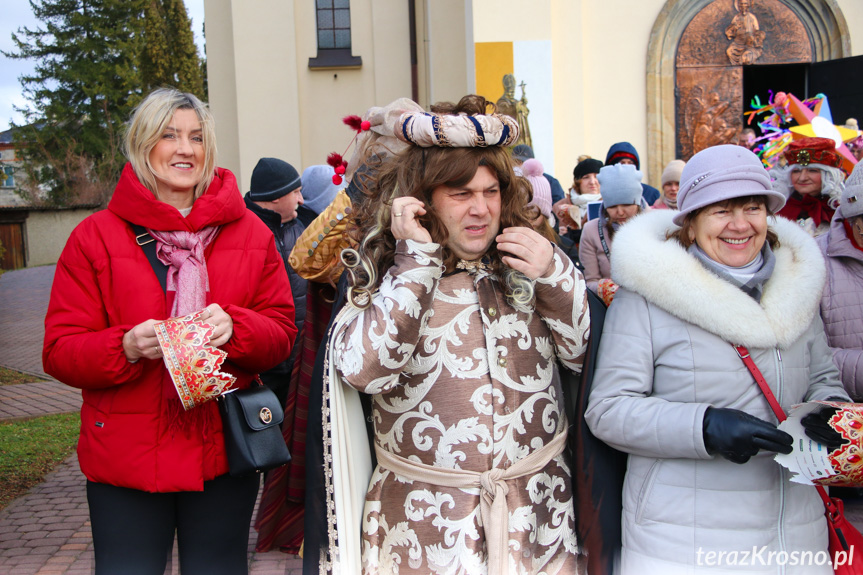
top-left (725, 0), bottom-right (765, 65)
top-left (496, 74), bottom-right (532, 148)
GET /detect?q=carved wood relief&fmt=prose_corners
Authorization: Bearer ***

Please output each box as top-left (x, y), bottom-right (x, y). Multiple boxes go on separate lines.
top-left (675, 0), bottom-right (813, 160)
top-left (677, 68), bottom-right (743, 158)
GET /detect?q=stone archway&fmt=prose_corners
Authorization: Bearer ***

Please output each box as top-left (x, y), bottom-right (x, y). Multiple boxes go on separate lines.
top-left (645, 0), bottom-right (850, 182)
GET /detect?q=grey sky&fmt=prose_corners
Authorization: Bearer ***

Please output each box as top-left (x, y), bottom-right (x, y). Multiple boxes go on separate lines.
top-left (0, 0), bottom-right (206, 133)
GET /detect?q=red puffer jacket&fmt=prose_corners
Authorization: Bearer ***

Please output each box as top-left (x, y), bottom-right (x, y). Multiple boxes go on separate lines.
top-left (43, 164), bottom-right (297, 492)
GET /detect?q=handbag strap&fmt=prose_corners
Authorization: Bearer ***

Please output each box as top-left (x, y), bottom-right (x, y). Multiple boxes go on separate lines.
top-left (733, 345), bottom-right (838, 514)
top-left (734, 345), bottom-right (785, 422)
top-left (596, 218), bottom-right (612, 259)
top-left (131, 224), bottom-right (168, 293)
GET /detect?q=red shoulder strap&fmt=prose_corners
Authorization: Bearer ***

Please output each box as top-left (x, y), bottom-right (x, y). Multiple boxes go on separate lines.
top-left (734, 345), bottom-right (786, 423)
top-left (734, 345), bottom-right (834, 508)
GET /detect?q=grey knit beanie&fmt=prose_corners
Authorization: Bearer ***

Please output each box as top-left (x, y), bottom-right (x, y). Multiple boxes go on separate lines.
top-left (597, 163), bottom-right (643, 208)
top-left (840, 161), bottom-right (863, 220)
top-left (673, 145), bottom-right (786, 226)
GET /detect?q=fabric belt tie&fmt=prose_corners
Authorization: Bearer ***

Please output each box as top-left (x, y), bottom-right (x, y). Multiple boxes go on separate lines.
top-left (374, 418), bottom-right (568, 575)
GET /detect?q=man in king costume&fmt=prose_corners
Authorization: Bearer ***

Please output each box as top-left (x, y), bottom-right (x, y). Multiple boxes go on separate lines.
top-left (321, 95), bottom-right (590, 574)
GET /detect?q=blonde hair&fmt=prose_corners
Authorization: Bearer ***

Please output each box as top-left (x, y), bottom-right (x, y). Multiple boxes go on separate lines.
top-left (123, 88), bottom-right (217, 199)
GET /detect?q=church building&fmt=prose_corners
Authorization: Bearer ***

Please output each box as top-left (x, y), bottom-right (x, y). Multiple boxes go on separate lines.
top-left (203, 0), bottom-right (863, 191)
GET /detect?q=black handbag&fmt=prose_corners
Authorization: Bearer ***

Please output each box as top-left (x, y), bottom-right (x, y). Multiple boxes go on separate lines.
top-left (218, 377), bottom-right (292, 476)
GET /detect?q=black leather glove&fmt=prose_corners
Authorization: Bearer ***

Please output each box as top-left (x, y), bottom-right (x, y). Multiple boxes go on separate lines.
top-left (703, 407), bottom-right (793, 464)
top-left (801, 406), bottom-right (848, 452)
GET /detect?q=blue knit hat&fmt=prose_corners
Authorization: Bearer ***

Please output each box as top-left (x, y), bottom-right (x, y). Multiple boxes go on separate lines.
top-left (248, 158), bottom-right (301, 201)
top-left (605, 142), bottom-right (640, 169)
top-left (301, 165), bottom-right (342, 216)
top-left (597, 164), bottom-right (644, 208)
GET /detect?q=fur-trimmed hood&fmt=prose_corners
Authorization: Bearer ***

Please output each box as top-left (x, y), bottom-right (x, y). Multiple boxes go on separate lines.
top-left (611, 210), bottom-right (826, 348)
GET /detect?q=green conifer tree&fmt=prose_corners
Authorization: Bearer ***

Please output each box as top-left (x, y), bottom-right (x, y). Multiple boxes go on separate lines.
top-left (5, 0), bottom-right (204, 206)
top-left (141, 0), bottom-right (205, 98)
top-left (4, 0), bottom-right (147, 205)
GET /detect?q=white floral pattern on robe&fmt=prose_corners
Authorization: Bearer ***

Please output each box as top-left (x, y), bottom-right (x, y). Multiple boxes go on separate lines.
top-left (331, 239), bottom-right (590, 574)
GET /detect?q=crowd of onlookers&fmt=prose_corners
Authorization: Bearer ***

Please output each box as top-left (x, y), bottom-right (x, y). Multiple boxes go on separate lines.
top-left (537, 128), bottom-right (863, 309)
top-left (529, 130), bottom-right (863, 572)
top-left (39, 83), bottom-right (863, 574)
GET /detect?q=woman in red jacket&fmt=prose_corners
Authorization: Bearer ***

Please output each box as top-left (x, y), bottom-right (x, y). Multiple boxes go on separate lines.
top-left (43, 88), bottom-right (297, 575)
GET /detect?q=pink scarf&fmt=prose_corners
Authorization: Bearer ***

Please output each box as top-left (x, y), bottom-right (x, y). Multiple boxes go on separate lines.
top-left (149, 227), bottom-right (220, 317)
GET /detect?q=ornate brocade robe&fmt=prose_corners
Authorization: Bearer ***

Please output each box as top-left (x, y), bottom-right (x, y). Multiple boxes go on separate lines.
top-left (330, 239), bottom-right (590, 574)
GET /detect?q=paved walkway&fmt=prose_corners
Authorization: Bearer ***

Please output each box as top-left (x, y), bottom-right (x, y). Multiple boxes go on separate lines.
top-left (0, 382), bottom-right (82, 421)
top-left (0, 265), bottom-right (55, 379)
top-left (6, 265), bottom-right (863, 573)
top-left (0, 453), bottom-right (303, 575)
top-left (0, 266), bottom-right (303, 574)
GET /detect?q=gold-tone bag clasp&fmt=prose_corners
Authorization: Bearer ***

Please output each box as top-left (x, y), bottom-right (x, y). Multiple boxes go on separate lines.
top-left (259, 407), bottom-right (273, 424)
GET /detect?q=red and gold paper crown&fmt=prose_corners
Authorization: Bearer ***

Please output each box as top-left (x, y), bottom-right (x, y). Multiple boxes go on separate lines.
top-left (154, 310), bottom-right (236, 411)
top-left (784, 137), bottom-right (843, 170)
top-left (597, 278), bottom-right (619, 307)
top-left (815, 403), bottom-right (863, 487)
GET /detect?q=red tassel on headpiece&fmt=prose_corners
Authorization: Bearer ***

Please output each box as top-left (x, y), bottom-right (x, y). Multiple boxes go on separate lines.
top-left (343, 115), bottom-right (364, 132)
top-left (327, 153), bottom-right (344, 169)
top-left (327, 114), bottom-right (372, 185)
